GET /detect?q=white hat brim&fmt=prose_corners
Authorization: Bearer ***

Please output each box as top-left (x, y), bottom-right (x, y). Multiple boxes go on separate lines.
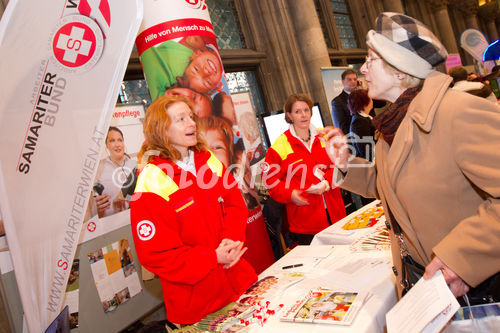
top-left (366, 30), bottom-right (433, 79)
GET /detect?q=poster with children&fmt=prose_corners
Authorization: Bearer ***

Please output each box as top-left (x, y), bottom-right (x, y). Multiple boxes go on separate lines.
top-left (135, 0), bottom-right (268, 209)
top-left (88, 238), bottom-right (142, 313)
top-left (136, 0), bottom-right (275, 274)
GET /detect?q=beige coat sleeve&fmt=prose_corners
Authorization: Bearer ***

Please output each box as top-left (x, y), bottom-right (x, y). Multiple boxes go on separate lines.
top-left (334, 156), bottom-right (378, 199)
top-left (433, 100), bottom-right (500, 287)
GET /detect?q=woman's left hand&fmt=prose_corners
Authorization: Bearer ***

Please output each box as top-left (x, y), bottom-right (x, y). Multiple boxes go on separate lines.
top-left (424, 256), bottom-right (470, 297)
top-left (218, 238), bottom-right (247, 269)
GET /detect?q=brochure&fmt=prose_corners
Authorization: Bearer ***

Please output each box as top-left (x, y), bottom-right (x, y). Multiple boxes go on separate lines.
top-left (342, 205), bottom-right (384, 230)
top-left (386, 271), bottom-right (460, 333)
top-left (280, 289), bottom-right (368, 325)
top-left (174, 273), bottom-right (305, 332)
top-left (350, 226), bottom-right (391, 252)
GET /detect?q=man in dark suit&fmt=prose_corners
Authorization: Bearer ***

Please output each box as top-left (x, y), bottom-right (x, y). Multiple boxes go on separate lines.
top-left (331, 69), bottom-right (358, 135)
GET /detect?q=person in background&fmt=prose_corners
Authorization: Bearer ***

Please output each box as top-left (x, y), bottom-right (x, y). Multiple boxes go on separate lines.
top-left (93, 127), bottom-right (136, 218)
top-left (262, 93), bottom-right (346, 245)
top-left (449, 66), bottom-right (497, 102)
top-left (331, 69), bottom-right (359, 135)
top-left (347, 89), bottom-right (376, 207)
top-left (323, 12), bottom-right (500, 304)
top-left (130, 95), bottom-right (256, 325)
top-left (347, 89), bottom-right (376, 161)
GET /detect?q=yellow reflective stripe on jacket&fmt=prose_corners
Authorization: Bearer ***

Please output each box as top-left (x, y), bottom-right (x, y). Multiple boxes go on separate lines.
top-left (271, 133), bottom-right (293, 160)
top-left (135, 164), bottom-right (179, 202)
top-left (289, 158), bottom-right (303, 166)
top-left (207, 150), bottom-right (223, 177)
top-left (175, 199), bottom-right (194, 213)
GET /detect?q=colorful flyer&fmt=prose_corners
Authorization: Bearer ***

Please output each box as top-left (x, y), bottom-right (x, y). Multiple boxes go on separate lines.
top-left (88, 238), bottom-right (142, 313)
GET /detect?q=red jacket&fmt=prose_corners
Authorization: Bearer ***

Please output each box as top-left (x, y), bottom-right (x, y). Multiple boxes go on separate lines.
top-left (262, 129), bottom-right (346, 234)
top-left (130, 150), bottom-right (257, 324)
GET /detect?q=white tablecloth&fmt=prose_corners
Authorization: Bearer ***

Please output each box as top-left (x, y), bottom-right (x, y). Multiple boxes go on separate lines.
top-left (250, 200), bottom-right (398, 333)
top-left (251, 245), bottom-right (397, 333)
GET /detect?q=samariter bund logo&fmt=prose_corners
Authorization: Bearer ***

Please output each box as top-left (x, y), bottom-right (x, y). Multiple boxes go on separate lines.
top-left (185, 0), bottom-right (207, 10)
top-left (50, 14), bottom-right (104, 73)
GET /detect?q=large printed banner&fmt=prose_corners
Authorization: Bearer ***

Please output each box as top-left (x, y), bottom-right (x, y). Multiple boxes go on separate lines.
top-left (0, 1), bottom-right (142, 331)
top-left (80, 103), bottom-right (146, 245)
top-left (137, 0), bottom-right (274, 274)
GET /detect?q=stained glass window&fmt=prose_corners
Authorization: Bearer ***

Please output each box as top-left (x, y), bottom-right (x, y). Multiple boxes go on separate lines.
top-left (206, 0), bottom-right (246, 49)
top-left (330, 0), bottom-right (358, 48)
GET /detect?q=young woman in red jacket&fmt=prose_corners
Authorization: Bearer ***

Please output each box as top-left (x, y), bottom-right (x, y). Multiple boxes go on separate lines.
top-left (262, 93), bottom-right (346, 245)
top-left (130, 95), bottom-right (257, 325)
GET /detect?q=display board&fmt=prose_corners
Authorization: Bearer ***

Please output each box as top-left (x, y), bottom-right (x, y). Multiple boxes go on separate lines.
top-left (0, 1), bottom-right (143, 331)
top-left (320, 66), bottom-right (352, 121)
top-left (0, 224), bottom-right (164, 333)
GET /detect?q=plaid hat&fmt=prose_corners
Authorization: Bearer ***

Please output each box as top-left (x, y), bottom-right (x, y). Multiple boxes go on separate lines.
top-left (366, 12), bottom-right (448, 79)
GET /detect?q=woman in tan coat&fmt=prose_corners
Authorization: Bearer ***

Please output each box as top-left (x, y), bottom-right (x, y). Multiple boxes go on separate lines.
top-left (322, 12), bottom-right (500, 304)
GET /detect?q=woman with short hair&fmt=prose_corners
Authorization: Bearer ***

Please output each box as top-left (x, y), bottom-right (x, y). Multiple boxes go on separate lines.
top-left (262, 93), bottom-right (346, 245)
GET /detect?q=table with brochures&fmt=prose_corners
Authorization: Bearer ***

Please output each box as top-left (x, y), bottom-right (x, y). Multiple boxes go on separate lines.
top-left (249, 246), bottom-right (396, 332)
top-left (176, 201), bottom-right (396, 333)
top-left (243, 201), bottom-right (396, 332)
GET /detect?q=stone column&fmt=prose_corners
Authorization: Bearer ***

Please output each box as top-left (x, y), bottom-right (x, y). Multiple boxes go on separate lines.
top-left (382, 0), bottom-right (404, 13)
top-left (287, 0), bottom-right (332, 122)
top-left (478, 2), bottom-right (499, 42)
top-left (456, 0), bottom-right (480, 29)
top-left (425, 0), bottom-right (459, 53)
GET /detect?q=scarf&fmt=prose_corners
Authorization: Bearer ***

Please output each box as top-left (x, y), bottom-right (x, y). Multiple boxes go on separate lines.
top-left (372, 85), bottom-right (422, 146)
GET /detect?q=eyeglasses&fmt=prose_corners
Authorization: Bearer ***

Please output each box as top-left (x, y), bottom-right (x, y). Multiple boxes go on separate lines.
top-left (364, 56), bottom-right (381, 67)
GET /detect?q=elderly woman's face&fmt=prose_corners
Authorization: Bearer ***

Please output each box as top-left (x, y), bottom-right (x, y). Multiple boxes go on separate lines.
top-left (360, 49), bottom-right (406, 103)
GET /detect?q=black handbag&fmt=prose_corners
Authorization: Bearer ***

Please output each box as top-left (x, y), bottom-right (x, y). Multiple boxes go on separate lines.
top-left (387, 205), bottom-right (500, 303)
top-left (459, 272), bottom-right (500, 306)
top-left (386, 207), bottom-right (425, 296)
top-left (399, 249), bottom-right (425, 296)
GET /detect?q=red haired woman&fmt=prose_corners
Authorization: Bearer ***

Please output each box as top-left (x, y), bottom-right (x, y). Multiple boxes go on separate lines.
top-left (130, 95), bottom-right (256, 325)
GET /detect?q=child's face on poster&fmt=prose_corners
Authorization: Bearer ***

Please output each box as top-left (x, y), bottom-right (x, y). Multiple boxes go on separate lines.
top-left (185, 49), bottom-right (223, 93)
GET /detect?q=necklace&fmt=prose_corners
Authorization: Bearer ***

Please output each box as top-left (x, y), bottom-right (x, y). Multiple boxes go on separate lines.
top-left (110, 157), bottom-right (125, 168)
top-left (109, 156), bottom-right (128, 181)
top-left (300, 129), bottom-right (311, 142)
